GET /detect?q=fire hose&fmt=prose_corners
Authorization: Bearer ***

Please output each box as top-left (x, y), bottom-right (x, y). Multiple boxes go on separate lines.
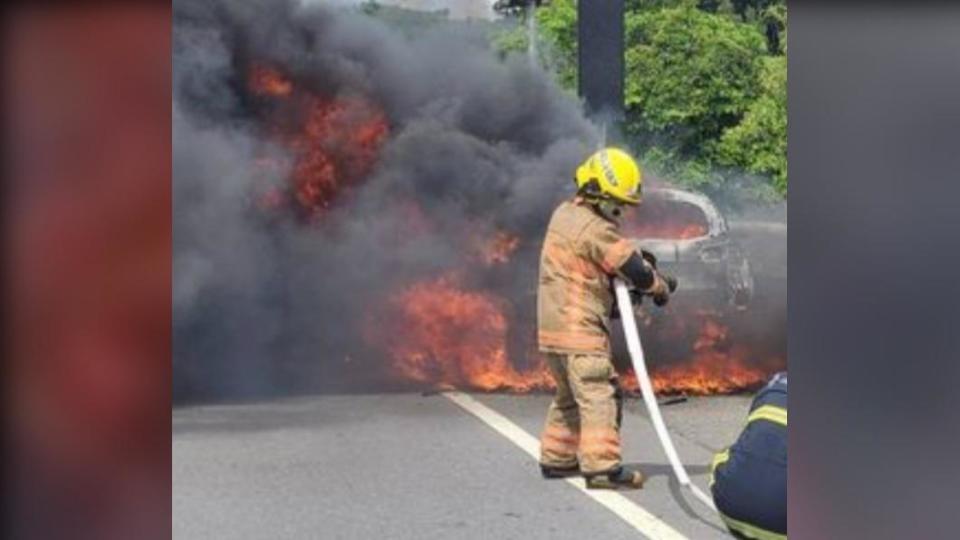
top-left (613, 278), bottom-right (719, 514)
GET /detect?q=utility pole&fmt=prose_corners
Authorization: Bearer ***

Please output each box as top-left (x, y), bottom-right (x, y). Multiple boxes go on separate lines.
top-left (578, 0), bottom-right (625, 122)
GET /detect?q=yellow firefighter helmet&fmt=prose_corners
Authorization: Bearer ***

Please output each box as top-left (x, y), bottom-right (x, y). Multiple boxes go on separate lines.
top-left (575, 147), bottom-right (642, 205)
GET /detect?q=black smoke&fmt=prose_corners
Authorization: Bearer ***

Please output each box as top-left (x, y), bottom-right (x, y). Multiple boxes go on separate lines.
top-left (173, 0), bottom-right (599, 401)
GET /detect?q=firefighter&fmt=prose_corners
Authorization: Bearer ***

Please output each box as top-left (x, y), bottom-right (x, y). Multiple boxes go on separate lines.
top-left (710, 372), bottom-right (788, 539)
top-left (537, 147), bottom-right (673, 489)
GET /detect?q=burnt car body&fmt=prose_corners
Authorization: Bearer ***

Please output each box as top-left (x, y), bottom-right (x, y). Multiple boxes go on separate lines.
top-left (500, 186), bottom-right (757, 368)
top-left (625, 187), bottom-right (754, 310)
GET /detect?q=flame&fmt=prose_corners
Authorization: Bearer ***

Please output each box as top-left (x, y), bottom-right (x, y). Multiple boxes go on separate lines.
top-left (479, 231), bottom-right (520, 265)
top-left (622, 312), bottom-right (771, 395)
top-left (249, 65), bottom-right (293, 97)
top-left (243, 65), bottom-right (781, 396)
top-left (381, 275), bottom-right (552, 392)
top-left (649, 354), bottom-right (768, 395)
top-left (623, 198), bottom-right (709, 239)
top-left (378, 270), bottom-right (775, 394)
top-left (288, 96), bottom-right (388, 216)
top-left (246, 63), bottom-right (389, 219)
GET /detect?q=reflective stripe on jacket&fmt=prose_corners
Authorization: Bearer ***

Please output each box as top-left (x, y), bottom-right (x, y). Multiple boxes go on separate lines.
top-left (537, 198), bottom-right (635, 354)
top-left (711, 372), bottom-right (788, 539)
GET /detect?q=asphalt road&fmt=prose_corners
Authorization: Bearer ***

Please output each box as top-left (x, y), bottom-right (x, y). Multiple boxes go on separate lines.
top-left (173, 393), bottom-right (752, 539)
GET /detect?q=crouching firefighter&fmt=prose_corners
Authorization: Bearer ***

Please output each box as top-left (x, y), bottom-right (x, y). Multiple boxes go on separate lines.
top-left (711, 372), bottom-right (788, 539)
top-left (537, 147), bottom-right (675, 489)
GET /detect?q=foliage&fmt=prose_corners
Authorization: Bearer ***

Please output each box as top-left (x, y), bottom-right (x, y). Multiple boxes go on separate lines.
top-left (764, 2), bottom-right (787, 55)
top-left (500, 0), bottom-right (787, 198)
top-left (639, 147), bottom-right (723, 191)
top-left (627, 0), bottom-right (695, 11)
top-left (695, 0), bottom-right (787, 54)
top-left (710, 55), bottom-right (786, 194)
top-left (357, 3), bottom-right (462, 38)
top-left (726, 0), bottom-right (783, 23)
top-left (493, 23), bottom-right (531, 58)
top-left (625, 6), bottom-right (766, 152)
top-left (534, 0), bottom-right (578, 89)
top-left (493, 0), bottom-right (578, 89)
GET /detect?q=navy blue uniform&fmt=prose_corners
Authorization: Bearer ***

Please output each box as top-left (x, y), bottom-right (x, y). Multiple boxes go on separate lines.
top-left (711, 372), bottom-right (787, 539)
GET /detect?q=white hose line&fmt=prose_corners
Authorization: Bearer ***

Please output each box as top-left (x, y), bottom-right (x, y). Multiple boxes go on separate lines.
top-left (613, 279), bottom-right (718, 514)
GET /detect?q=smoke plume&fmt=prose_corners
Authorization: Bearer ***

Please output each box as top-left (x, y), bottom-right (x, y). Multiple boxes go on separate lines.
top-left (173, 0), bottom-right (599, 401)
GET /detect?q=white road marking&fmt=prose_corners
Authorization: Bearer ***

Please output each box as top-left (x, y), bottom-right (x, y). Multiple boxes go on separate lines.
top-left (443, 391), bottom-right (690, 540)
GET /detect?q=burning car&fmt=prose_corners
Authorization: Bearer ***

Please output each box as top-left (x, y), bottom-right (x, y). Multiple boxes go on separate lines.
top-left (623, 187), bottom-right (755, 311)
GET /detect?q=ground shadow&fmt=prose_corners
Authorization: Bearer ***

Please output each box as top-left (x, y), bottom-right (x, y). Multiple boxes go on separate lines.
top-left (623, 462), bottom-right (730, 535)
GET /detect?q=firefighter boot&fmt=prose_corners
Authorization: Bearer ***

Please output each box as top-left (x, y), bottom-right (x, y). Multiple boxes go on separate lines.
top-left (585, 466), bottom-right (645, 490)
top-left (540, 463), bottom-right (581, 479)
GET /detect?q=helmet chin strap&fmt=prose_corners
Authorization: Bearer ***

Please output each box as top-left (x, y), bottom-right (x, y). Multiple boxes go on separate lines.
top-left (576, 178), bottom-right (625, 223)
top-left (594, 198), bottom-right (623, 223)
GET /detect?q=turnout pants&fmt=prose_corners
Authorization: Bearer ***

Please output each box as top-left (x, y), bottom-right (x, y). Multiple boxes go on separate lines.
top-left (539, 353), bottom-right (623, 475)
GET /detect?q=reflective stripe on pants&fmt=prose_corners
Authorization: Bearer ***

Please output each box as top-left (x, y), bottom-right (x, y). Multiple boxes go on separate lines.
top-left (539, 353), bottom-right (622, 474)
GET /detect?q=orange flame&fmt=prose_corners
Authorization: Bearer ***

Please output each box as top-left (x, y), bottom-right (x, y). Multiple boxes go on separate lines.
top-left (380, 270), bottom-right (776, 394)
top-left (288, 96), bottom-right (388, 216)
top-left (479, 231), bottom-right (520, 265)
top-left (245, 65), bottom-right (781, 395)
top-left (622, 198), bottom-right (709, 239)
top-left (247, 63), bottom-right (389, 218)
top-left (382, 275), bottom-right (552, 392)
top-left (622, 313), bottom-right (771, 395)
top-left (649, 353), bottom-right (769, 395)
top-left (379, 271), bottom-right (775, 394)
top-left (248, 64), bottom-right (293, 97)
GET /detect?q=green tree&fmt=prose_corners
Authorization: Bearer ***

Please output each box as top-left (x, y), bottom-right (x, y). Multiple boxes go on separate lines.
top-left (625, 6), bottom-right (766, 152)
top-left (711, 55), bottom-right (786, 194)
top-left (492, 0), bottom-right (577, 89)
top-left (494, 0), bottom-right (787, 196)
top-left (697, 0), bottom-right (786, 54)
top-left (763, 2), bottom-right (787, 55)
top-left (534, 0), bottom-right (578, 89)
top-left (627, 0), bottom-right (690, 12)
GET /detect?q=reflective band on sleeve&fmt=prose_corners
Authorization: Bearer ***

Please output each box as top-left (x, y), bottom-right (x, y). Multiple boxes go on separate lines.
top-left (719, 511), bottom-right (787, 540)
top-left (747, 405), bottom-right (787, 426)
top-left (709, 448), bottom-right (730, 488)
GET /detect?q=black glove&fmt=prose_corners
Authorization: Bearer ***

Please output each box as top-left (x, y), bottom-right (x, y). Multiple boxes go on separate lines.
top-left (641, 249), bottom-right (658, 269)
top-left (653, 292), bottom-right (669, 307)
top-left (663, 274), bottom-right (678, 293)
top-left (651, 272), bottom-right (678, 307)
